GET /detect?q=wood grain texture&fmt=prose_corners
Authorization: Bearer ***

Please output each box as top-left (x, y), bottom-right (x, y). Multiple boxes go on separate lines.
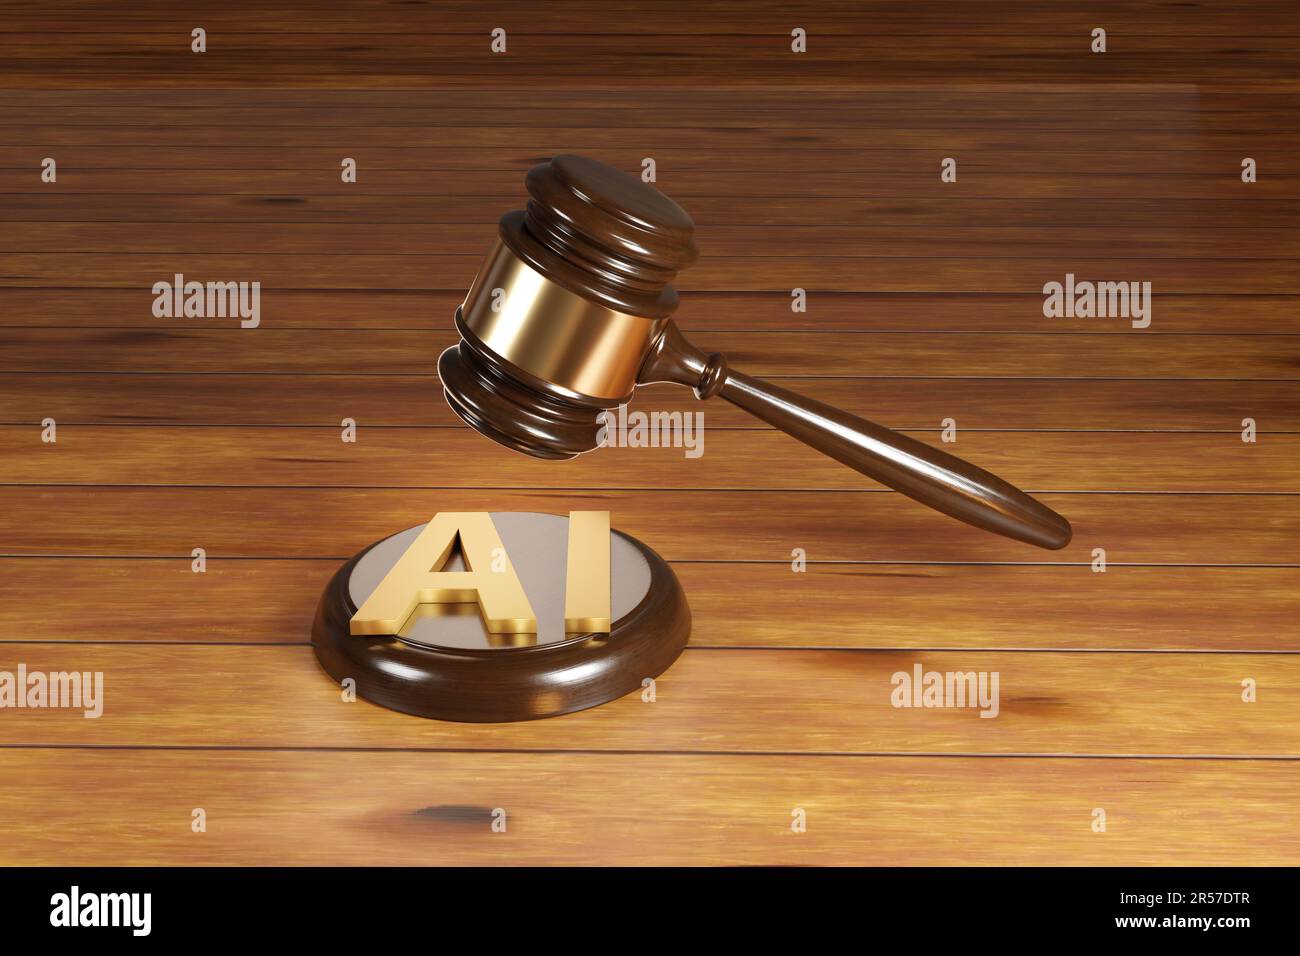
top-left (5, 329), bottom-right (1297, 377)
top-left (9, 167), bottom-right (1300, 199)
top-left (2, 1), bottom-right (1300, 91)
top-left (3, 644), bottom-right (1297, 755)
top-left (3, 426), bottom-right (1294, 492)
top-left (13, 194), bottom-right (1300, 229)
top-left (5, 558), bottom-right (1296, 651)
top-left (7, 289), bottom-right (1300, 334)
top-left (4, 254), bottom-right (1298, 292)
top-left (6, 2), bottom-right (1299, 38)
top-left (3, 751), bottom-right (1296, 866)
top-left (10, 223), bottom-right (1300, 264)
top-left (1, 487), bottom-right (1294, 564)
top-left (2, 0), bottom-right (1297, 866)
top-left (4, 373), bottom-right (1296, 430)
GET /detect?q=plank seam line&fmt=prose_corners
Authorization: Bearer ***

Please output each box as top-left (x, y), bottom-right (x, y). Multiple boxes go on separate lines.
top-left (7, 222), bottom-right (1300, 230)
top-left (10, 94), bottom-right (1300, 101)
top-left (11, 327), bottom-right (1300, 337)
top-left (7, 373), bottom-right (1299, 382)
top-left (1, 555), bottom-right (1295, 568)
top-left (9, 124), bottom-right (1300, 133)
top-left (5, 421), bottom-right (1299, 432)
top-left (5, 372), bottom-right (1299, 383)
top-left (15, 252), bottom-right (1300, 263)
top-left (11, 288), bottom-right (1300, 293)
top-left (9, 287), bottom-right (1300, 297)
top-left (0, 640), bottom-right (1296, 655)
top-left (9, 30), bottom-right (1300, 36)
top-left (15, 87), bottom-right (1300, 93)
top-left (0, 744), bottom-right (1296, 761)
top-left (10, 147), bottom-right (1300, 153)
top-left (11, 148), bottom-right (1300, 155)
top-left (2, 483), bottom-right (1297, 495)
top-left (6, 192), bottom-right (1300, 200)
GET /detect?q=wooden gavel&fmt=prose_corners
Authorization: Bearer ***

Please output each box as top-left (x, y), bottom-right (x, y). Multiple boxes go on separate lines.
top-left (438, 155), bottom-right (1072, 550)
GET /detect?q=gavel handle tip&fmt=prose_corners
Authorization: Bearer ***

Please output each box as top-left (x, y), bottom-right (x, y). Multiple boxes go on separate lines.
top-left (1045, 516), bottom-right (1074, 551)
top-left (720, 365), bottom-right (1076, 550)
top-left (998, 504), bottom-right (1072, 551)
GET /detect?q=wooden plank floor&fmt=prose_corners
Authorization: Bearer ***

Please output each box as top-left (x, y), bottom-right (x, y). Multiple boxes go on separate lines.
top-left (2, 1), bottom-right (1298, 866)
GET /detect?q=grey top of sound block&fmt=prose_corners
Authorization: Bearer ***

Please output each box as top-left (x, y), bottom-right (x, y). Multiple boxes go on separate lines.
top-left (346, 511), bottom-right (653, 651)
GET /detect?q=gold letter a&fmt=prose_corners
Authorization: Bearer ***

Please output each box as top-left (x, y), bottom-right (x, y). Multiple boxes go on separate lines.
top-left (350, 512), bottom-right (537, 635)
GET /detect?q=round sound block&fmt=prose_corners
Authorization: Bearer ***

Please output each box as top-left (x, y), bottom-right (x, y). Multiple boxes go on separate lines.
top-left (311, 512), bottom-right (690, 722)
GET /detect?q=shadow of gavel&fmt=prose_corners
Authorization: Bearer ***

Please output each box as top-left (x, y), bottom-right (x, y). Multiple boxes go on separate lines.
top-left (438, 155), bottom-right (1072, 550)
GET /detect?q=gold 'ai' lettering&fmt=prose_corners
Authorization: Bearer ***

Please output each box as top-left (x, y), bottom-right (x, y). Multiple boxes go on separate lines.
top-left (349, 512), bottom-right (611, 636)
top-left (350, 512), bottom-right (535, 635)
top-left (564, 510), bottom-right (610, 632)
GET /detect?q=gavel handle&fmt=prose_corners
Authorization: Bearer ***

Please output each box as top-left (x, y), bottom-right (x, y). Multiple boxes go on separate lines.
top-left (639, 322), bottom-right (1072, 550)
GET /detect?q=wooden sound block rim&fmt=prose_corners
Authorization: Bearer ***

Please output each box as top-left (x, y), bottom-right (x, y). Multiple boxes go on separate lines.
top-left (311, 527), bottom-right (692, 722)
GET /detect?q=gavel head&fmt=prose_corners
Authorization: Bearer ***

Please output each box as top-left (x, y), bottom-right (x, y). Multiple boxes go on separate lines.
top-left (438, 155), bottom-right (698, 459)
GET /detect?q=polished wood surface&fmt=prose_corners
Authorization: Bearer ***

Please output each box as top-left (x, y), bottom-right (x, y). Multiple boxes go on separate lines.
top-left (2, 0), bottom-right (1298, 865)
top-left (5, 752), bottom-right (1296, 866)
